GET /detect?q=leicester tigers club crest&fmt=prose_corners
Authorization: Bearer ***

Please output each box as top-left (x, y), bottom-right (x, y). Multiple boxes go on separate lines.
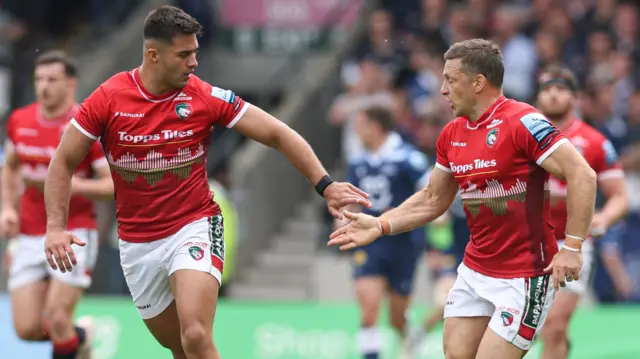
top-left (486, 128), bottom-right (499, 147)
top-left (189, 245), bottom-right (204, 260)
top-left (175, 103), bottom-right (192, 120)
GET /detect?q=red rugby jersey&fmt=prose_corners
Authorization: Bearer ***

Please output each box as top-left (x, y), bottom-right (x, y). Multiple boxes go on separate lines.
top-left (436, 96), bottom-right (566, 278)
top-left (6, 103), bottom-right (106, 235)
top-left (548, 118), bottom-right (623, 239)
top-left (71, 69), bottom-right (248, 242)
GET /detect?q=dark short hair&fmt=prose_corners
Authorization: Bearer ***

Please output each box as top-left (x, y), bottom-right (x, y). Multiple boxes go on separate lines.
top-left (362, 106), bottom-right (395, 132)
top-left (444, 39), bottom-right (504, 87)
top-left (34, 50), bottom-right (77, 78)
top-left (538, 63), bottom-right (579, 92)
top-left (143, 5), bottom-right (203, 42)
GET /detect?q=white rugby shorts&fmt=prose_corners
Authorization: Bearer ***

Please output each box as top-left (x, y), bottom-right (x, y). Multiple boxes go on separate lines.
top-left (555, 239), bottom-right (594, 295)
top-left (444, 263), bottom-right (555, 350)
top-left (119, 215), bottom-right (225, 320)
top-left (8, 228), bottom-right (99, 291)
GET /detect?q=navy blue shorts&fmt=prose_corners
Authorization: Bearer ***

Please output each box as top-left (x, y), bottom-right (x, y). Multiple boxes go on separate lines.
top-left (352, 234), bottom-right (423, 296)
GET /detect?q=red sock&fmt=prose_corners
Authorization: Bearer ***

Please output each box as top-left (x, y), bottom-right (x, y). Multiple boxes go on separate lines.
top-left (52, 334), bottom-right (79, 358)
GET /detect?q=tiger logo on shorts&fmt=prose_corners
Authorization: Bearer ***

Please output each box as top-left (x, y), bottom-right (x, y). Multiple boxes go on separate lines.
top-left (189, 246), bottom-right (205, 261)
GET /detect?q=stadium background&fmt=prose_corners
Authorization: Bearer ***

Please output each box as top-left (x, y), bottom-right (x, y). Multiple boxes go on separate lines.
top-left (0, 0), bottom-right (639, 358)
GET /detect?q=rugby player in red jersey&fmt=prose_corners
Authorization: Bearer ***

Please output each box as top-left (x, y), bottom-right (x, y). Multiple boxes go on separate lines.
top-left (328, 39), bottom-right (598, 359)
top-left (0, 51), bottom-right (113, 359)
top-left (536, 65), bottom-right (629, 359)
top-left (42, 6), bottom-right (370, 359)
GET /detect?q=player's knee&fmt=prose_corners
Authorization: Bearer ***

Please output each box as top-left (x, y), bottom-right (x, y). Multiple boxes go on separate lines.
top-left (180, 322), bottom-right (212, 353)
top-left (45, 307), bottom-right (73, 336)
top-left (443, 338), bottom-right (474, 359)
top-left (389, 311), bottom-right (406, 332)
top-left (541, 318), bottom-right (568, 343)
top-left (14, 321), bottom-right (45, 341)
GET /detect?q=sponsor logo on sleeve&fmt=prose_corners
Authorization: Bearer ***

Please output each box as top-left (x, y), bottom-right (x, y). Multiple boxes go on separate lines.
top-left (211, 86), bottom-right (236, 104)
top-left (519, 113), bottom-right (559, 150)
top-left (602, 139), bottom-right (618, 166)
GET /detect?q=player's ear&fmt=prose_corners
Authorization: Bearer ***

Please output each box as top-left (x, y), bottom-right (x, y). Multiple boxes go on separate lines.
top-left (473, 74), bottom-right (486, 94)
top-left (143, 40), bottom-right (160, 63)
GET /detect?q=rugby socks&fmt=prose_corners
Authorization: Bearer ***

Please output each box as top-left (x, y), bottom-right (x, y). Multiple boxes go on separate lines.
top-left (52, 326), bottom-right (86, 359)
top-left (357, 326), bottom-right (381, 359)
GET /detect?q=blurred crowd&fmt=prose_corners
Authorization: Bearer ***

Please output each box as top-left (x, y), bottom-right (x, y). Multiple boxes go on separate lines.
top-left (330, 0), bottom-right (640, 304)
top-left (0, 0), bottom-right (143, 117)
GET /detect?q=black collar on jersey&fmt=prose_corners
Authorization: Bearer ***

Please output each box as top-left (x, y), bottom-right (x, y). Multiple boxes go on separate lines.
top-left (539, 78), bottom-right (577, 93)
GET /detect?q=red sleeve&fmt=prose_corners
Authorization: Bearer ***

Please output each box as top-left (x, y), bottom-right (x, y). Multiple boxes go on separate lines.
top-left (514, 111), bottom-right (569, 165)
top-left (200, 81), bottom-right (248, 128)
top-left (594, 137), bottom-right (624, 181)
top-left (87, 141), bottom-right (108, 170)
top-left (435, 122), bottom-right (452, 173)
top-left (70, 86), bottom-right (109, 140)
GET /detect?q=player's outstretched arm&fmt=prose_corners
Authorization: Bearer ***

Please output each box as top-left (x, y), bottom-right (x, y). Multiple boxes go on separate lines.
top-left (45, 125), bottom-right (97, 232)
top-left (379, 166), bottom-right (458, 234)
top-left (328, 167), bottom-right (458, 251)
top-left (540, 142), bottom-right (597, 248)
top-left (232, 105), bottom-right (371, 218)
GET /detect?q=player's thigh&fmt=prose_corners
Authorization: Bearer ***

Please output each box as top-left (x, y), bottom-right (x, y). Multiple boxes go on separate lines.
top-left (475, 326), bottom-right (528, 359)
top-left (443, 317), bottom-right (491, 359)
top-left (170, 269), bottom-right (220, 343)
top-left (442, 266), bottom-right (494, 359)
top-left (352, 247), bottom-right (386, 324)
top-left (387, 246), bottom-right (421, 326)
top-left (167, 216), bottom-right (225, 338)
top-left (483, 274), bottom-right (555, 352)
top-left (121, 236), bottom-right (183, 351)
top-left (10, 280), bottom-right (49, 339)
top-left (119, 236), bottom-right (174, 321)
top-left (44, 278), bottom-right (85, 334)
top-left (143, 301), bottom-right (184, 352)
top-left (540, 289), bottom-right (579, 340)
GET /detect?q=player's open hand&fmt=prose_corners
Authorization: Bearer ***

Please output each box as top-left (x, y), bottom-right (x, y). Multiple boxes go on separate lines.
top-left (323, 182), bottom-right (372, 219)
top-left (544, 248), bottom-right (583, 291)
top-left (0, 208), bottom-right (20, 238)
top-left (327, 211), bottom-right (381, 251)
top-left (44, 230), bottom-right (86, 273)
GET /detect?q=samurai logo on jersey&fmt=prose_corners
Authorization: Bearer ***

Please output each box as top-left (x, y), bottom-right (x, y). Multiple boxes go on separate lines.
top-left (450, 159), bottom-right (497, 174)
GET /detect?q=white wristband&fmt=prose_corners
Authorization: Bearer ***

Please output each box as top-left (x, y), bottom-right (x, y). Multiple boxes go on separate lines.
top-left (565, 234), bottom-right (585, 242)
top-left (376, 218), bottom-right (383, 235)
top-left (562, 245), bottom-right (581, 252)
